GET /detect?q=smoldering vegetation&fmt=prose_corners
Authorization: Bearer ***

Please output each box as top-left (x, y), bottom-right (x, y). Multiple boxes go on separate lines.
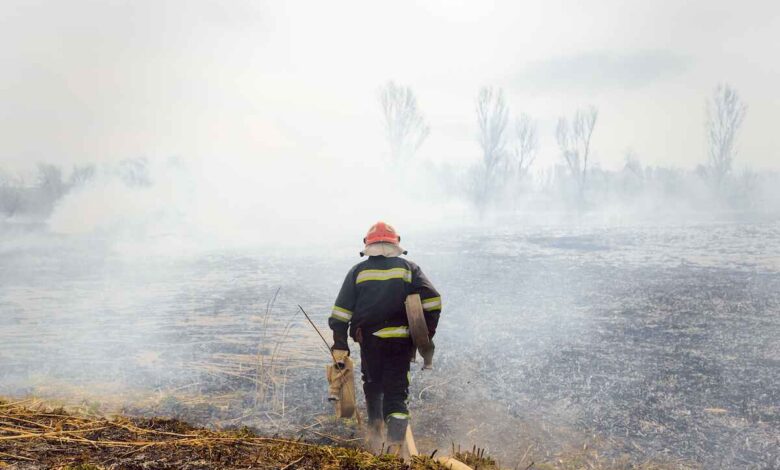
top-left (3, 3), bottom-right (780, 469)
top-left (1, 80), bottom-right (779, 470)
top-left (1, 221), bottom-right (778, 468)
top-left (0, 246), bottom-right (331, 432)
top-left (416, 226), bottom-right (779, 469)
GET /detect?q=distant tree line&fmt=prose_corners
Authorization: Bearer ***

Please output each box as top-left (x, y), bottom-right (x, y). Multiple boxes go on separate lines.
top-left (377, 81), bottom-right (768, 217)
top-left (0, 157), bottom-right (152, 220)
top-left (0, 85), bottom-right (766, 223)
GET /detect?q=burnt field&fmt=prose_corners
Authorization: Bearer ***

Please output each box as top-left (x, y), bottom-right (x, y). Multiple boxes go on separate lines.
top-left (1, 222), bottom-right (778, 468)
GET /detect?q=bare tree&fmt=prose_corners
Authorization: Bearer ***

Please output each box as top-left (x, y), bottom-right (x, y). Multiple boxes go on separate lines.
top-left (117, 157), bottom-right (152, 187)
top-left (37, 163), bottom-right (65, 202)
top-left (706, 84), bottom-right (747, 190)
top-left (32, 163), bottom-right (65, 215)
top-left (379, 81), bottom-right (430, 163)
top-left (621, 149), bottom-right (645, 196)
top-left (69, 164), bottom-right (96, 188)
top-left (0, 171), bottom-right (24, 218)
top-left (472, 87), bottom-right (509, 210)
top-left (511, 113), bottom-right (538, 177)
top-left (556, 106), bottom-right (598, 200)
top-left (477, 87), bottom-right (509, 174)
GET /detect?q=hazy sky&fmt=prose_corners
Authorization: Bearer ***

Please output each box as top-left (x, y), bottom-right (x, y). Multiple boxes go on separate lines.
top-left (1, 0), bottom-right (779, 174)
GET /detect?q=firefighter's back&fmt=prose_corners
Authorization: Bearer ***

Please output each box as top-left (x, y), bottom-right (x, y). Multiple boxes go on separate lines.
top-left (350, 255), bottom-right (413, 337)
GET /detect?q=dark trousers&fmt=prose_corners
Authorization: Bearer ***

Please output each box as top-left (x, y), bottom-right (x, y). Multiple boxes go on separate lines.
top-left (359, 334), bottom-right (411, 439)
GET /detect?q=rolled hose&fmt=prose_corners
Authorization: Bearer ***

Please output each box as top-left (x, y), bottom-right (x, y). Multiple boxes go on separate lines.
top-left (405, 294), bottom-right (434, 369)
top-left (326, 356), bottom-right (356, 418)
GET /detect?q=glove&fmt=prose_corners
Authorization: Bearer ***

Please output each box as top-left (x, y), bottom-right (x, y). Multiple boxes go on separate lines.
top-left (332, 330), bottom-right (349, 351)
top-left (332, 349), bottom-right (349, 370)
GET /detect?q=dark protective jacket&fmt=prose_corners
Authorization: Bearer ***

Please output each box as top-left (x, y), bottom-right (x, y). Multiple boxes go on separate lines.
top-left (328, 255), bottom-right (441, 351)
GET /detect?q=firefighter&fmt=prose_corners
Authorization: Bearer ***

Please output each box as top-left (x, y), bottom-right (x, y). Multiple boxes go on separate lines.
top-left (328, 221), bottom-right (442, 453)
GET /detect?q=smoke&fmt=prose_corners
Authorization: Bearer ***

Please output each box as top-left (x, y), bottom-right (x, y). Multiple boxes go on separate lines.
top-left (2, 154), bottom-right (779, 468)
top-left (1, 2), bottom-right (779, 467)
top-left (44, 153), bottom-right (471, 258)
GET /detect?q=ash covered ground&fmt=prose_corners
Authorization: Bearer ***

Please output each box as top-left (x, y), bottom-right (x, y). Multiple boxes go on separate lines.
top-left (1, 221), bottom-right (778, 469)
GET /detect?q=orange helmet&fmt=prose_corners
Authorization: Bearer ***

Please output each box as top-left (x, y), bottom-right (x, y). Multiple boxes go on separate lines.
top-left (364, 221), bottom-right (401, 245)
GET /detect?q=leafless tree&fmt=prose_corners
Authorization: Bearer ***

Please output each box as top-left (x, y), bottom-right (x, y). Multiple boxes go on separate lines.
top-left (379, 81), bottom-right (430, 163)
top-left (472, 87), bottom-right (509, 210)
top-left (556, 106), bottom-right (598, 200)
top-left (623, 149), bottom-right (642, 177)
top-left (477, 87), bottom-right (509, 175)
top-left (621, 149), bottom-right (645, 196)
top-left (117, 157), bottom-right (152, 187)
top-left (0, 171), bottom-right (24, 218)
top-left (706, 84), bottom-right (747, 190)
top-left (31, 163), bottom-right (66, 215)
top-left (37, 163), bottom-right (65, 202)
top-left (69, 164), bottom-right (96, 188)
top-left (511, 113), bottom-right (538, 177)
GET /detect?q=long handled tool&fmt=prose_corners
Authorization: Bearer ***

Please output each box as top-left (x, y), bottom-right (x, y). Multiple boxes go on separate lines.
top-left (298, 305), bottom-right (358, 420)
top-left (298, 304), bottom-right (336, 361)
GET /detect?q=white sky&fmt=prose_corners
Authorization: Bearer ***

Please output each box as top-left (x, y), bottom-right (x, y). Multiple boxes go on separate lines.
top-left (1, 0), bottom-right (779, 174)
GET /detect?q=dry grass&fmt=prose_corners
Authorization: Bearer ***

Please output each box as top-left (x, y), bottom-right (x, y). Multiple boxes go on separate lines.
top-left (0, 397), bottom-right (457, 469)
top-left (0, 396), bottom-right (701, 470)
top-left (450, 444), bottom-right (500, 469)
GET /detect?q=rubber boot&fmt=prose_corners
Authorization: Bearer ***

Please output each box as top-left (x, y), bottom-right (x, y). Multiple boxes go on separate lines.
top-left (385, 415), bottom-right (409, 459)
top-left (365, 392), bottom-right (384, 453)
top-left (366, 419), bottom-right (384, 454)
top-left (365, 392), bottom-right (383, 423)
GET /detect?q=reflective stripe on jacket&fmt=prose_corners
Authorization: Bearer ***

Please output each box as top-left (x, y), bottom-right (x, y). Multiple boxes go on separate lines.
top-left (328, 255), bottom-right (441, 350)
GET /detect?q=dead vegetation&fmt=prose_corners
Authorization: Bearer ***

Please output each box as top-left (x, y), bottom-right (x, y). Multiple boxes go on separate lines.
top-left (2, 397), bottom-right (691, 470)
top-left (0, 398), bottom-right (456, 469)
top-left (0, 397), bottom-right (702, 470)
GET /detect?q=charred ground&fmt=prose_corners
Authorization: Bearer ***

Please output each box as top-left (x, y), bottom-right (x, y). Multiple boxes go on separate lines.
top-left (1, 222), bottom-right (778, 468)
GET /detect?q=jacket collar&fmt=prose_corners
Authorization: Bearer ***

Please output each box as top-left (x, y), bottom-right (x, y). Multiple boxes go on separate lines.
top-left (360, 242), bottom-right (407, 257)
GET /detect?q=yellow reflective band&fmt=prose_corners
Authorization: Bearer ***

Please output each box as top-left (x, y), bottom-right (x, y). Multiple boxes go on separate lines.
top-left (372, 326), bottom-right (410, 338)
top-left (422, 296), bottom-right (442, 311)
top-left (386, 412), bottom-right (410, 420)
top-left (330, 305), bottom-right (352, 323)
top-left (355, 268), bottom-right (412, 284)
